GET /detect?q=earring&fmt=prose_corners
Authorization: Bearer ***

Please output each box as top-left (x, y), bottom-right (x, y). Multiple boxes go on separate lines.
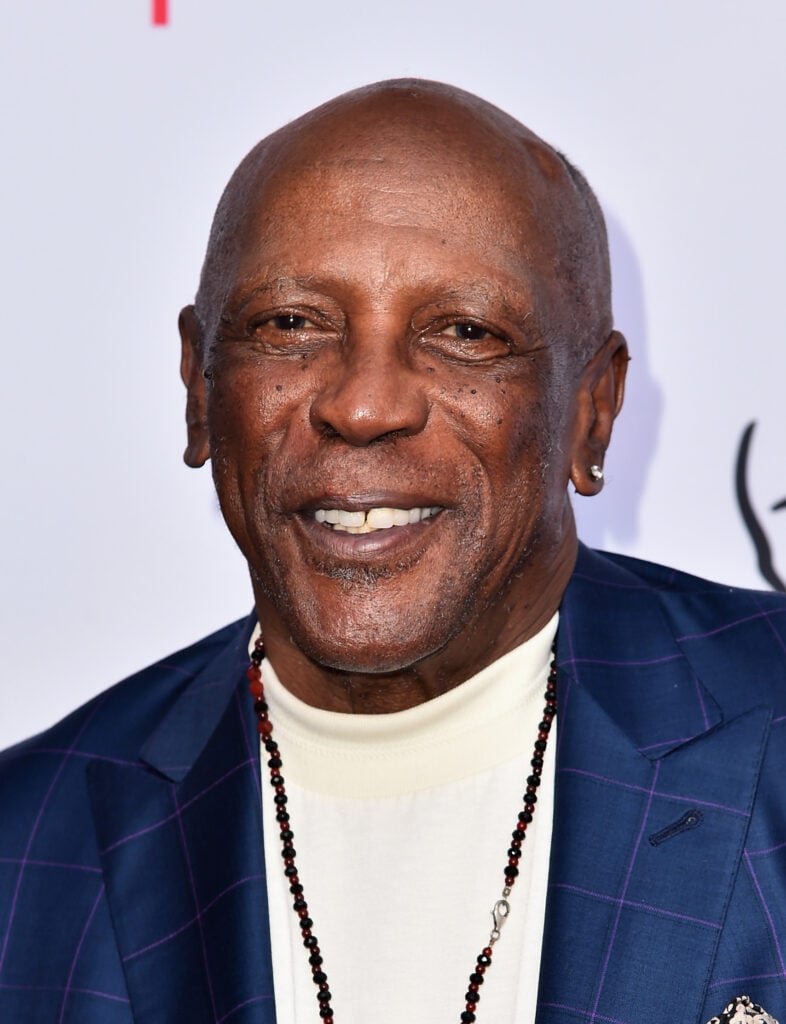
top-left (589, 464), bottom-right (604, 482)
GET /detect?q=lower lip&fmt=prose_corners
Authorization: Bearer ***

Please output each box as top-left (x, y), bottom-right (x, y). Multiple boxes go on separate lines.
top-left (295, 513), bottom-right (441, 559)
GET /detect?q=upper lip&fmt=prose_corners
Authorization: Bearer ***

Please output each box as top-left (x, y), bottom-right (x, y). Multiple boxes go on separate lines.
top-left (294, 491), bottom-right (451, 514)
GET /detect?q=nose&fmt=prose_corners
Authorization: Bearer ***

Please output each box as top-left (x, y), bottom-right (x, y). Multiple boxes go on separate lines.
top-left (309, 327), bottom-right (430, 446)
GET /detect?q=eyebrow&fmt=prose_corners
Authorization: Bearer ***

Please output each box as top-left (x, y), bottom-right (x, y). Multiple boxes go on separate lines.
top-left (425, 284), bottom-right (533, 321)
top-left (224, 269), bottom-right (540, 338)
top-left (238, 275), bottom-right (323, 299)
top-left (233, 275), bottom-right (532, 309)
top-left (221, 276), bottom-right (325, 321)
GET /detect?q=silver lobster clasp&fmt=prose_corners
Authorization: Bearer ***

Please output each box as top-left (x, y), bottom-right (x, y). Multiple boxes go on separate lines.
top-left (490, 898), bottom-right (510, 943)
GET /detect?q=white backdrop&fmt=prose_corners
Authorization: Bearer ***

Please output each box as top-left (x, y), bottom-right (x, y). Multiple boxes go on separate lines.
top-left (2, 0), bottom-right (785, 749)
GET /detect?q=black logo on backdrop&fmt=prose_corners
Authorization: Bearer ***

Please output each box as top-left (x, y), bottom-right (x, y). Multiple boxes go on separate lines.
top-left (735, 422), bottom-right (785, 592)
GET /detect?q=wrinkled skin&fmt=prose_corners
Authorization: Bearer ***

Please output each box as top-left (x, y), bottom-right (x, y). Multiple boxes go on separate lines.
top-left (180, 81), bottom-right (628, 712)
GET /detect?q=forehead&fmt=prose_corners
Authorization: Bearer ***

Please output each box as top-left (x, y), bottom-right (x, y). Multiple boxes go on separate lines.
top-left (224, 138), bottom-right (565, 303)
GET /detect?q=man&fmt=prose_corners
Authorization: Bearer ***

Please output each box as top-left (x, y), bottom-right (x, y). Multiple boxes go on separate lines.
top-left (1, 80), bottom-right (784, 1024)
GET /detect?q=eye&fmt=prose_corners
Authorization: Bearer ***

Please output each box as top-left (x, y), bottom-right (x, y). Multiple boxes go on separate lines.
top-left (421, 319), bottom-right (511, 363)
top-left (244, 309), bottom-right (326, 349)
top-left (445, 322), bottom-right (491, 341)
top-left (269, 314), bottom-right (311, 330)
top-left (246, 311), bottom-right (319, 335)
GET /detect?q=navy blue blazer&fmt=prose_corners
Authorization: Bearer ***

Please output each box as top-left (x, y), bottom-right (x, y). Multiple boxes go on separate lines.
top-left (1, 545), bottom-right (785, 1023)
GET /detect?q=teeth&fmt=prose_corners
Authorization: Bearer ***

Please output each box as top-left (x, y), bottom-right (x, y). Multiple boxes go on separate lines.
top-left (314, 506), bottom-right (441, 533)
top-left (367, 507), bottom-right (409, 529)
top-left (338, 510), bottom-right (366, 527)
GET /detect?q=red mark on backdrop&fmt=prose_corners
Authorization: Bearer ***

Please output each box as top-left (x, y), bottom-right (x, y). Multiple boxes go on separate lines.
top-left (152, 0), bottom-right (168, 25)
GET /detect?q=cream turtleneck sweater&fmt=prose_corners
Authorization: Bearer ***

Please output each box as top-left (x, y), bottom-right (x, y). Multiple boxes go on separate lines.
top-left (254, 613), bottom-right (557, 1024)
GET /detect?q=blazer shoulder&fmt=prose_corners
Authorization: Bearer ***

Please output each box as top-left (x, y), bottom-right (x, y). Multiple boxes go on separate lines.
top-left (583, 546), bottom-right (786, 610)
top-left (0, 615), bottom-right (253, 774)
top-left (577, 546), bottom-right (786, 712)
top-left (589, 546), bottom-right (783, 599)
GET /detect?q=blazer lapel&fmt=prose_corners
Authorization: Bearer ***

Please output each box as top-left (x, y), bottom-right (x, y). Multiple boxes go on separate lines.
top-left (87, 617), bottom-right (277, 1024)
top-left (537, 547), bottom-right (770, 1024)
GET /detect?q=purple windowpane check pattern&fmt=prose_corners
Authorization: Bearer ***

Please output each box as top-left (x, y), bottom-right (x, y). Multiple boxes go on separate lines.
top-left (0, 615), bottom-right (277, 1021)
top-left (173, 783), bottom-right (220, 1019)
top-left (535, 546), bottom-right (786, 1024)
top-left (1, 547), bottom-right (785, 1023)
top-left (587, 761), bottom-right (661, 1023)
top-left (0, 696), bottom-right (104, 977)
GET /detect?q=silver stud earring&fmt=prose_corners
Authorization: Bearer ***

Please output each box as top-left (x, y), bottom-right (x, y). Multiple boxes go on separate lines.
top-left (589, 464), bottom-right (604, 482)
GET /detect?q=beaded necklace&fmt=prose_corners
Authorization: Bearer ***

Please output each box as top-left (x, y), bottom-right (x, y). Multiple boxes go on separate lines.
top-left (247, 635), bottom-right (557, 1024)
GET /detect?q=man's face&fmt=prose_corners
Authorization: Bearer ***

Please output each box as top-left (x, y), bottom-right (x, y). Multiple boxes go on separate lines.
top-left (186, 136), bottom-right (600, 678)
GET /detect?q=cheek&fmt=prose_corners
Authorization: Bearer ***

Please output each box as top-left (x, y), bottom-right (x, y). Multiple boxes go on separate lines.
top-left (204, 366), bottom-right (304, 537)
top-left (442, 372), bottom-right (557, 477)
top-left (206, 360), bottom-right (314, 465)
top-left (443, 372), bottom-right (573, 554)
top-left (500, 363), bottom-right (574, 478)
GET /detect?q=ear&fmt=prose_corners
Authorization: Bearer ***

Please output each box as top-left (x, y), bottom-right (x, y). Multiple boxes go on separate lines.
top-left (569, 330), bottom-right (628, 496)
top-left (179, 305), bottom-right (211, 468)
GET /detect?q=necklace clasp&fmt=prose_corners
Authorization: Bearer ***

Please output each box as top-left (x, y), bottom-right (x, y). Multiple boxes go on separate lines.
top-left (490, 898), bottom-right (510, 943)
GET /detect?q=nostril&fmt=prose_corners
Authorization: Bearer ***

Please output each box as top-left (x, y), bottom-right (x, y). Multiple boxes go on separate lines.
top-left (318, 422), bottom-right (342, 441)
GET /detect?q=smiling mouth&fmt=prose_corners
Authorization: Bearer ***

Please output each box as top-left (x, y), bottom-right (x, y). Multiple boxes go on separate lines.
top-left (313, 506), bottom-right (442, 534)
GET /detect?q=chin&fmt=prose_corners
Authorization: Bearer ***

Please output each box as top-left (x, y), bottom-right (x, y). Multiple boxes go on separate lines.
top-left (289, 616), bottom-right (450, 676)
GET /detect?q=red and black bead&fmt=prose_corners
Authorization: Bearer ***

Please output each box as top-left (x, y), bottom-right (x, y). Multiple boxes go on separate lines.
top-left (252, 635), bottom-right (335, 1024)
top-left (456, 640), bottom-right (558, 1021)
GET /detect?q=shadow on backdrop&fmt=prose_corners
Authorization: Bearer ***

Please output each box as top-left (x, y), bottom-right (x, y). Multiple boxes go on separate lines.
top-left (573, 211), bottom-right (663, 551)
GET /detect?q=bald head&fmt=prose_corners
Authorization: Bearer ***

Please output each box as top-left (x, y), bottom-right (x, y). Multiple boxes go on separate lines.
top-left (194, 79), bottom-right (612, 366)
